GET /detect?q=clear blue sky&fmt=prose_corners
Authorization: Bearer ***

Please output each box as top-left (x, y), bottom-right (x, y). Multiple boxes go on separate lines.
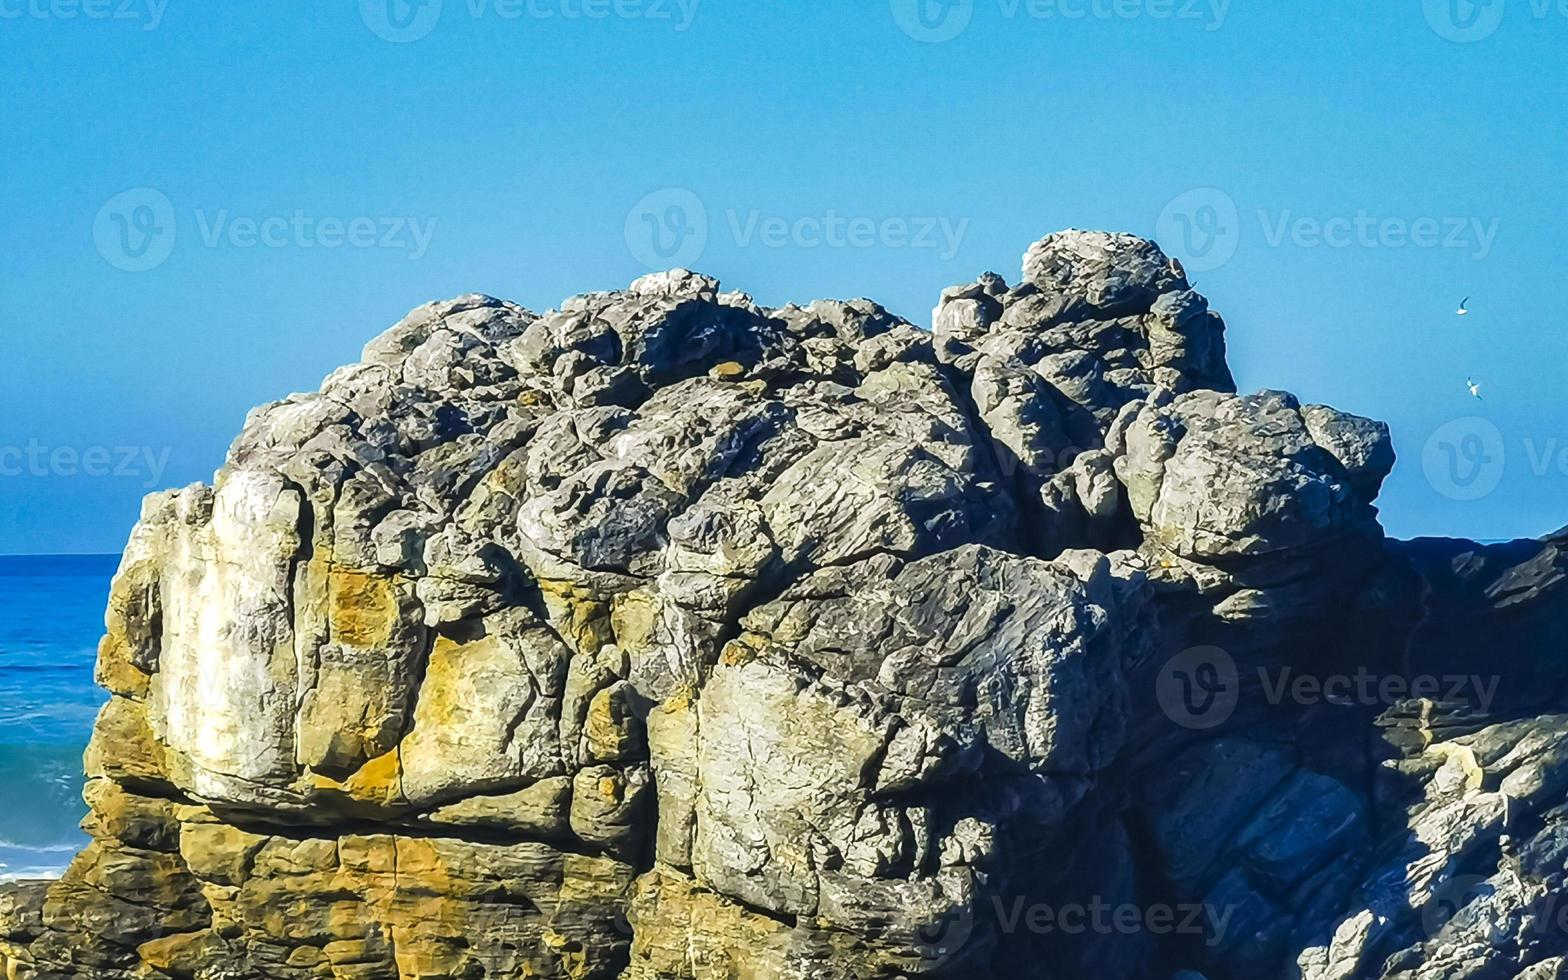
top-left (2, 0), bottom-right (1565, 554)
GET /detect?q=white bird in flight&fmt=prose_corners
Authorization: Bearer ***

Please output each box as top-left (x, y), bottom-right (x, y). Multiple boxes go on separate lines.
top-left (1457, 298), bottom-right (1471, 316)
top-left (1467, 378), bottom-right (1484, 400)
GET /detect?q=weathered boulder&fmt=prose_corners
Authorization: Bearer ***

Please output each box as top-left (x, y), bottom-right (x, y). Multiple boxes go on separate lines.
top-left (4, 230), bottom-right (1567, 980)
top-left (1107, 387), bottom-right (1393, 625)
top-left (934, 230), bottom-right (1234, 445)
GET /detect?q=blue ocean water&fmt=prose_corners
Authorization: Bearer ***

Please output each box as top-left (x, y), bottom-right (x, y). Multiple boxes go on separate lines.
top-left (0, 555), bottom-right (116, 880)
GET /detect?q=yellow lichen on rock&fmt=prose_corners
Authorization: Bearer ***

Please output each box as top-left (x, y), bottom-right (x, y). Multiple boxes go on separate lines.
top-left (308, 746), bottom-right (407, 811)
top-left (609, 590), bottom-right (659, 657)
top-left (538, 580), bottom-right (616, 656)
top-left (136, 931), bottom-right (209, 975)
top-left (327, 568), bottom-right (401, 648)
top-left (84, 695), bottom-right (171, 787)
top-left (95, 633), bottom-right (152, 700)
top-left (624, 866), bottom-right (792, 979)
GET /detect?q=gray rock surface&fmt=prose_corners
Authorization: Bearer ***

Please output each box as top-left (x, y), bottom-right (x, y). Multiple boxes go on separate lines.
top-left (3, 230), bottom-right (1566, 980)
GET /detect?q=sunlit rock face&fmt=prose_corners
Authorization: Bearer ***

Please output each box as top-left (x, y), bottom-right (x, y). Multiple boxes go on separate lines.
top-left (4, 231), bottom-right (1567, 980)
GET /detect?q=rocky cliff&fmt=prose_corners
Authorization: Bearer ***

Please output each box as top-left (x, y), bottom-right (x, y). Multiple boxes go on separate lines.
top-left (4, 231), bottom-right (1567, 980)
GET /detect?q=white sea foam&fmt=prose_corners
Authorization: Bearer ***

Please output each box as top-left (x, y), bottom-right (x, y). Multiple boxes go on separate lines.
top-left (0, 866), bottom-right (69, 882)
top-left (0, 839), bottom-right (75, 883)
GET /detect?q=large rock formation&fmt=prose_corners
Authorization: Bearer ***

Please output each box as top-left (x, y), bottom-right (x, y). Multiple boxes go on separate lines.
top-left (4, 230), bottom-right (1567, 979)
